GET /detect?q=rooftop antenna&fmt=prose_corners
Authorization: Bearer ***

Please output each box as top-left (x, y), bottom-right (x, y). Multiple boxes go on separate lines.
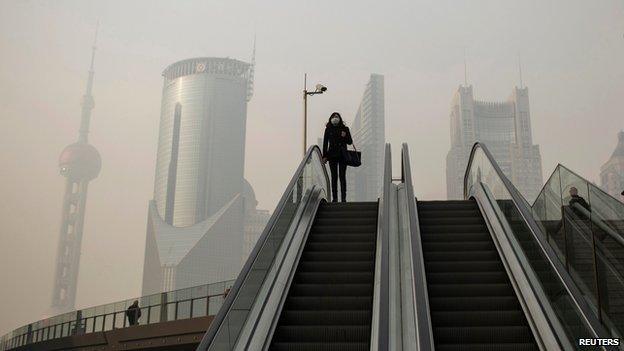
top-left (518, 52), bottom-right (524, 89)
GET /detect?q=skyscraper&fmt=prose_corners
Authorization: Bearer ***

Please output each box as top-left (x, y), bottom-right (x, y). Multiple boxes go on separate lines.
top-left (50, 30), bottom-right (102, 315)
top-left (600, 131), bottom-right (624, 202)
top-left (241, 179), bottom-right (271, 263)
top-left (446, 85), bottom-right (543, 201)
top-left (141, 57), bottom-right (254, 294)
top-left (346, 74), bottom-right (386, 201)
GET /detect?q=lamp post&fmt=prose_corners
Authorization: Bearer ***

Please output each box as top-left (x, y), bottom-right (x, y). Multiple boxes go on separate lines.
top-left (303, 73), bottom-right (327, 156)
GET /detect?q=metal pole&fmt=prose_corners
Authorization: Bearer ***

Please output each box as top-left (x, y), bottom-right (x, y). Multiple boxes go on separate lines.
top-left (303, 73), bottom-right (307, 157)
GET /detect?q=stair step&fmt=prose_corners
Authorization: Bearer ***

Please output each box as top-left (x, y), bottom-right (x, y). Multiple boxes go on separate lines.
top-left (311, 225), bottom-right (377, 234)
top-left (273, 325), bottom-right (370, 342)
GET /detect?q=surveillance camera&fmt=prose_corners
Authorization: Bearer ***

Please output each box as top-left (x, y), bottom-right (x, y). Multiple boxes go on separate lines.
top-left (316, 84), bottom-right (327, 92)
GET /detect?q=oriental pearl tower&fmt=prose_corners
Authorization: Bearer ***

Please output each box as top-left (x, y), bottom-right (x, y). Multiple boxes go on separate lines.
top-left (50, 27), bottom-right (102, 315)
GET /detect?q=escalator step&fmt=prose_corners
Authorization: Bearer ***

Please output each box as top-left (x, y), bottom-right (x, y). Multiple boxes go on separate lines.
top-left (425, 261), bottom-right (504, 273)
top-left (433, 326), bottom-right (534, 343)
top-left (429, 296), bottom-right (521, 311)
top-left (315, 210), bottom-right (378, 219)
top-left (295, 272), bottom-right (374, 284)
top-left (423, 242), bottom-right (494, 251)
top-left (418, 209), bottom-right (481, 218)
top-left (426, 272), bottom-right (509, 284)
top-left (421, 224), bottom-right (489, 233)
top-left (270, 342), bottom-right (369, 351)
top-left (306, 242), bottom-right (375, 252)
top-left (425, 250), bottom-right (500, 261)
top-left (428, 283), bottom-right (514, 297)
top-left (299, 261), bottom-right (374, 272)
top-left (314, 217), bottom-right (377, 226)
top-left (418, 201), bottom-right (477, 211)
top-left (421, 233), bottom-right (491, 242)
top-left (302, 251), bottom-right (374, 262)
top-left (420, 217), bottom-right (485, 225)
top-left (285, 296), bottom-right (372, 311)
top-left (290, 284), bottom-right (373, 297)
top-left (435, 343), bottom-right (539, 351)
top-left (308, 234), bottom-right (375, 243)
top-left (280, 310), bottom-right (371, 325)
top-left (432, 311), bottom-right (527, 326)
top-left (273, 325), bottom-right (370, 342)
top-left (311, 225), bottom-right (377, 234)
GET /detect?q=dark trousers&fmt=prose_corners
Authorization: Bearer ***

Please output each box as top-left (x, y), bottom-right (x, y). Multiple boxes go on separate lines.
top-left (329, 160), bottom-right (347, 201)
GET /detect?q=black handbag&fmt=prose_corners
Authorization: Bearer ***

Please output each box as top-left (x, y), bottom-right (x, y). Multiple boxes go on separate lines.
top-left (342, 144), bottom-right (362, 167)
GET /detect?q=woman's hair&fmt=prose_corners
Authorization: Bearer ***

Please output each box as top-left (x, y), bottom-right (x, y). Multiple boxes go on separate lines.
top-left (326, 112), bottom-right (346, 128)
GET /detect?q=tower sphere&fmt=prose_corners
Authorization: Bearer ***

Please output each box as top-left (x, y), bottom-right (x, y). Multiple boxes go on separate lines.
top-left (59, 143), bottom-right (102, 180)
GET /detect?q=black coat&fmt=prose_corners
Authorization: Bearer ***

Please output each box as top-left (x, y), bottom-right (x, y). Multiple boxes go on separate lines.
top-left (322, 125), bottom-right (353, 161)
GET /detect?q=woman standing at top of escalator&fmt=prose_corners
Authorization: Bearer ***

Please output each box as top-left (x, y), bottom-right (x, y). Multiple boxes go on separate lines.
top-left (322, 112), bottom-right (353, 202)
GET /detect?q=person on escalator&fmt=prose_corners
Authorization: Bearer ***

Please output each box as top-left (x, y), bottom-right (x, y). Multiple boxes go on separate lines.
top-left (322, 112), bottom-right (353, 202)
top-left (568, 186), bottom-right (591, 216)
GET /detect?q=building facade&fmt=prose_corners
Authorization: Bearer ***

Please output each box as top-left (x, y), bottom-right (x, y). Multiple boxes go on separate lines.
top-left (142, 57), bottom-right (254, 294)
top-left (346, 74), bottom-right (386, 201)
top-left (446, 85), bottom-right (543, 202)
top-left (600, 131), bottom-right (624, 202)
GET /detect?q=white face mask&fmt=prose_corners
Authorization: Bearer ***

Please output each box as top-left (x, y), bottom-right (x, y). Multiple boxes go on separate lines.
top-left (330, 117), bottom-right (340, 125)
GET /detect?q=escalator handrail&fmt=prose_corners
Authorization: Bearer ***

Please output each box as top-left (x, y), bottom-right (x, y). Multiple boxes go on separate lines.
top-left (570, 203), bottom-right (624, 248)
top-left (196, 145), bottom-right (329, 350)
top-left (375, 143), bottom-right (392, 351)
top-left (401, 143), bottom-right (435, 350)
top-left (463, 142), bottom-right (607, 339)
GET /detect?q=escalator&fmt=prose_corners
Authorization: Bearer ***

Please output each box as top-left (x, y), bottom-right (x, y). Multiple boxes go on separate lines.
top-left (269, 201), bottom-right (378, 351)
top-left (418, 200), bottom-right (538, 350)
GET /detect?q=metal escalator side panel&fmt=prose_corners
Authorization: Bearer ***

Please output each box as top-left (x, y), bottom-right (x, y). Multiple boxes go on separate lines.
top-left (245, 188), bottom-right (325, 350)
top-left (472, 183), bottom-right (569, 351)
top-left (371, 143), bottom-right (392, 351)
top-left (197, 145), bottom-right (330, 351)
top-left (398, 143), bottom-right (434, 351)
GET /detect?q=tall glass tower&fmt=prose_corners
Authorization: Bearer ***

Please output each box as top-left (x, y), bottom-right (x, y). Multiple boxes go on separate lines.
top-left (142, 57), bottom-right (254, 294)
top-left (446, 85), bottom-right (543, 202)
top-left (347, 74), bottom-right (386, 201)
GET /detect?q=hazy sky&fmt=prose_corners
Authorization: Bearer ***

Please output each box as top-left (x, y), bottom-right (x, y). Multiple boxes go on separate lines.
top-left (1, 0), bottom-right (623, 336)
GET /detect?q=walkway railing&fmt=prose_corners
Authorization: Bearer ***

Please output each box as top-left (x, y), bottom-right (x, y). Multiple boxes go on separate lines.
top-left (531, 163), bottom-right (624, 336)
top-left (0, 279), bottom-right (234, 351)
